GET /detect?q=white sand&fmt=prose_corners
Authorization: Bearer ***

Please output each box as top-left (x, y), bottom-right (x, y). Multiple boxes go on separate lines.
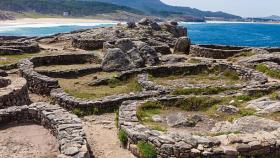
top-left (0, 18), bottom-right (119, 26)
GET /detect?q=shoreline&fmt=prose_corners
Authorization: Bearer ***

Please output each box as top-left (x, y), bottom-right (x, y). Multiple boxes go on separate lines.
top-left (0, 18), bottom-right (119, 27)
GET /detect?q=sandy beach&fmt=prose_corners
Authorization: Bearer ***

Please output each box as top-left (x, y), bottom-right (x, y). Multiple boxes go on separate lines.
top-left (0, 18), bottom-right (119, 26)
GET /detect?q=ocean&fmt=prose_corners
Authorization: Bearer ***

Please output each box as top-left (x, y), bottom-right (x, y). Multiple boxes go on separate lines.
top-left (0, 22), bottom-right (280, 47)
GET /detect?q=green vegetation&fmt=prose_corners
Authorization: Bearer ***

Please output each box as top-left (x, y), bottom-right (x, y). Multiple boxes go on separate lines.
top-left (227, 51), bottom-right (256, 62)
top-left (173, 87), bottom-right (231, 95)
top-left (0, 0), bottom-right (142, 17)
top-left (0, 53), bottom-right (34, 65)
top-left (115, 109), bottom-right (119, 128)
top-left (72, 107), bottom-right (100, 117)
top-left (118, 129), bottom-right (128, 146)
top-left (223, 69), bottom-right (240, 80)
top-left (137, 141), bottom-right (157, 158)
top-left (255, 64), bottom-right (280, 79)
top-left (60, 76), bottom-right (142, 100)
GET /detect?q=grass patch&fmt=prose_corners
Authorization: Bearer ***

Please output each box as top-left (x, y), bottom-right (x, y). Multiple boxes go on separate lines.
top-left (172, 87), bottom-right (231, 95)
top-left (118, 129), bottom-right (128, 146)
top-left (227, 51), bottom-right (256, 62)
top-left (223, 69), bottom-right (240, 80)
top-left (137, 141), bottom-right (157, 158)
top-left (60, 75), bottom-right (141, 100)
top-left (0, 53), bottom-right (35, 65)
top-left (255, 64), bottom-right (280, 79)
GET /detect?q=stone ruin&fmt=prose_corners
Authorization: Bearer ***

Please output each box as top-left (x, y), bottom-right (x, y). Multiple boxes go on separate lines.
top-left (0, 18), bottom-right (280, 158)
top-left (0, 39), bottom-right (40, 55)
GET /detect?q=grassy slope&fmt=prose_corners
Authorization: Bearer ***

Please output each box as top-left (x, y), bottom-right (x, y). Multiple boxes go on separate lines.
top-left (0, 0), bottom-right (142, 17)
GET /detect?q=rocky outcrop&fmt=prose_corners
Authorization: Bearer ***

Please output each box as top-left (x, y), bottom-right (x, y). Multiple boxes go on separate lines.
top-left (246, 97), bottom-right (280, 114)
top-left (101, 48), bottom-right (135, 71)
top-left (0, 102), bottom-right (90, 158)
top-left (174, 37), bottom-right (191, 54)
top-left (212, 116), bottom-right (280, 133)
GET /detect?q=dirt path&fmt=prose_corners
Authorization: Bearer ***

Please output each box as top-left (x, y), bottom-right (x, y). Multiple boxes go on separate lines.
top-left (83, 113), bottom-right (135, 158)
top-left (0, 124), bottom-right (58, 158)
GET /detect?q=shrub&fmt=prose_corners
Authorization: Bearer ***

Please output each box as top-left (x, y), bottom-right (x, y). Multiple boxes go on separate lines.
top-left (137, 141), bottom-right (157, 158)
top-left (73, 108), bottom-right (85, 117)
top-left (136, 101), bottom-right (162, 121)
top-left (256, 64), bottom-right (280, 79)
top-left (118, 129), bottom-right (128, 146)
top-left (115, 109), bottom-right (119, 128)
top-left (223, 69), bottom-right (240, 80)
top-left (174, 97), bottom-right (221, 111)
top-left (108, 78), bottom-right (121, 88)
top-left (240, 108), bottom-right (256, 116)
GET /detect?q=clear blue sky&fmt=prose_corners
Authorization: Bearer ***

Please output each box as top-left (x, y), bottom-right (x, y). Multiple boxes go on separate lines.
top-left (161, 0), bottom-right (280, 17)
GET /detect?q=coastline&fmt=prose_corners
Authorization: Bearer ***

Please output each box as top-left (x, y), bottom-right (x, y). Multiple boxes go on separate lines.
top-left (0, 18), bottom-right (119, 27)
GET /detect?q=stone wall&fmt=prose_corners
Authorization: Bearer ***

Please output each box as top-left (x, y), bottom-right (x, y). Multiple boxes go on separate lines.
top-left (118, 98), bottom-right (280, 158)
top-left (0, 41), bottom-right (40, 55)
top-left (18, 58), bottom-right (60, 95)
top-left (190, 45), bottom-right (250, 59)
top-left (50, 88), bottom-right (158, 112)
top-left (37, 66), bottom-right (102, 78)
top-left (72, 38), bottom-right (105, 50)
top-left (0, 76), bottom-right (30, 109)
top-left (0, 102), bottom-right (90, 158)
top-left (18, 53), bottom-right (99, 95)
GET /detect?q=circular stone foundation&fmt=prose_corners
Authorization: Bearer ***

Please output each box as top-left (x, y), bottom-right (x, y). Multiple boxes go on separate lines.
top-left (0, 76), bottom-right (30, 109)
top-left (118, 97), bottom-right (280, 158)
top-left (0, 124), bottom-right (58, 158)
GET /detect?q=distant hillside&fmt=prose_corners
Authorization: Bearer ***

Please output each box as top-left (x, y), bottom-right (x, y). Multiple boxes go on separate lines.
top-left (262, 15), bottom-right (280, 21)
top-left (90, 0), bottom-right (241, 20)
top-left (0, 0), bottom-right (142, 17)
top-left (0, 11), bottom-right (15, 20)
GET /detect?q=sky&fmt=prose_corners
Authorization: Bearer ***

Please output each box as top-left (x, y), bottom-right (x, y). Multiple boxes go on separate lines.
top-left (161, 0), bottom-right (280, 17)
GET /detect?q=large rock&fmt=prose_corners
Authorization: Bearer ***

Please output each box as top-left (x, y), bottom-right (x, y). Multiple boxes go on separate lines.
top-left (211, 116), bottom-right (280, 133)
top-left (246, 97), bottom-right (280, 114)
top-left (139, 45), bottom-right (160, 66)
top-left (101, 48), bottom-right (134, 71)
top-left (138, 17), bottom-right (150, 25)
top-left (0, 69), bottom-right (8, 77)
top-left (115, 38), bottom-right (136, 52)
top-left (127, 48), bottom-right (145, 68)
top-left (174, 37), bottom-right (191, 54)
top-left (166, 113), bottom-right (196, 127)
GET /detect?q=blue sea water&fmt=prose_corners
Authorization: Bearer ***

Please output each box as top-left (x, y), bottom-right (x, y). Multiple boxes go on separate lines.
top-left (181, 22), bottom-right (280, 47)
top-left (0, 23), bottom-right (115, 37)
top-left (0, 22), bottom-right (280, 47)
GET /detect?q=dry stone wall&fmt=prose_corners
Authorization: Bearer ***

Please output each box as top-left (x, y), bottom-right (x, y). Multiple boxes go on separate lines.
top-left (0, 40), bottom-right (40, 55)
top-left (0, 102), bottom-right (90, 158)
top-left (0, 76), bottom-right (30, 109)
top-left (118, 99), bottom-right (280, 158)
top-left (18, 53), bottom-right (99, 95)
top-left (191, 45), bottom-right (250, 59)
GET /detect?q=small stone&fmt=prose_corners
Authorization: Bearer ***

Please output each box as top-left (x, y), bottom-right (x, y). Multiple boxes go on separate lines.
top-left (217, 105), bottom-right (239, 114)
top-left (63, 146), bottom-right (79, 156)
top-left (152, 115), bottom-right (162, 122)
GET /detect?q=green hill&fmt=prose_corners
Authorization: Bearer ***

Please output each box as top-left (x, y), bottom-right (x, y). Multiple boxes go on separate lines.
top-left (0, 0), bottom-right (142, 17)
